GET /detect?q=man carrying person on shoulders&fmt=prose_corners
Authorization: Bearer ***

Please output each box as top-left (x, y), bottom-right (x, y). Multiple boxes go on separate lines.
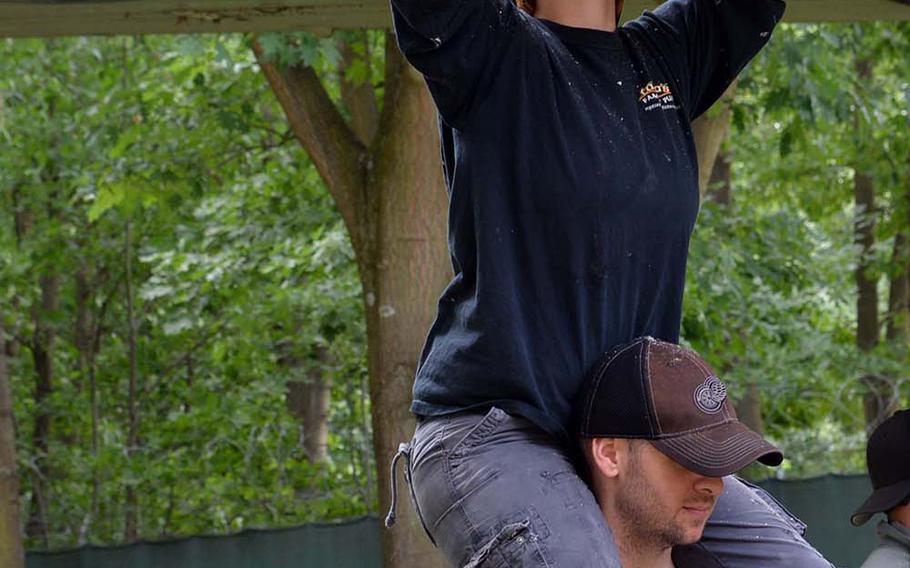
top-left (575, 337), bottom-right (811, 567)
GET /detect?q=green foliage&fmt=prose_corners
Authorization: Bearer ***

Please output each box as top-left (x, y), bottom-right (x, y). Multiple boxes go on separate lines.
top-left (683, 22), bottom-right (910, 478)
top-left (256, 29), bottom-right (387, 118)
top-left (256, 33), bottom-right (341, 69)
top-left (0, 34), bottom-right (372, 549)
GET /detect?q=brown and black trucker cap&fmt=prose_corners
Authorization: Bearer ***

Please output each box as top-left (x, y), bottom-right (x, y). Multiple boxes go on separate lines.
top-left (851, 409), bottom-right (910, 526)
top-left (576, 337), bottom-right (783, 477)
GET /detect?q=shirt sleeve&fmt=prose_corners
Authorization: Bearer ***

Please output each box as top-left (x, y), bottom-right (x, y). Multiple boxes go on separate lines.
top-left (390, 0), bottom-right (521, 127)
top-left (628, 0), bottom-right (786, 120)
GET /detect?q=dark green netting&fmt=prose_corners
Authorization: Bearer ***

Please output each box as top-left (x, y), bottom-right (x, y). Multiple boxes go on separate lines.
top-left (26, 475), bottom-right (881, 568)
top-left (26, 516), bottom-right (382, 568)
top-left (757, 475), bottom-right (878, 568)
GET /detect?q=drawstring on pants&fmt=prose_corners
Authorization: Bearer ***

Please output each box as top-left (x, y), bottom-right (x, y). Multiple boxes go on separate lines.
top-left (385, 442), bottom-right (411, 528)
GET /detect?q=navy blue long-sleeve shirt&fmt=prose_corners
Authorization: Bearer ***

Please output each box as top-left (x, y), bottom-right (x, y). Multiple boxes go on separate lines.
top-left (391, 0), bottom-right (786, 438)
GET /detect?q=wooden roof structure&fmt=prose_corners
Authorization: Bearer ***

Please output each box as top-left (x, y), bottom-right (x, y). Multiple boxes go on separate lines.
top-left (1, 0), bottom-right (909, 38)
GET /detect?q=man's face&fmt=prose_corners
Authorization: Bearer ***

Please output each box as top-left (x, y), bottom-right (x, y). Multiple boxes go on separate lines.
top-left (615, 441), bottom-right (723, 548)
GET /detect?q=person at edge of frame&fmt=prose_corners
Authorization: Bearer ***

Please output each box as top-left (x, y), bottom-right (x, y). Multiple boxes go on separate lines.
top-left (383, 0), bottom-right (836, 566)
top-left (852, 409), bottom-right (910, 568)
top-left (575, 337), bottom-right (784, 568)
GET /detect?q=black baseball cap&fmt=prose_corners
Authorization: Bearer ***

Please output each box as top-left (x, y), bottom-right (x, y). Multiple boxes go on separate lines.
top-left (851, 409), bottom-right (910, 526)
top-left (576, 337), bottom-right (783, 477)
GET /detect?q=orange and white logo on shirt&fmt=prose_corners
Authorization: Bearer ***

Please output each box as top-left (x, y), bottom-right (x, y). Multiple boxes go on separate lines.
top-left (639, 81), bottom-right (678, 112)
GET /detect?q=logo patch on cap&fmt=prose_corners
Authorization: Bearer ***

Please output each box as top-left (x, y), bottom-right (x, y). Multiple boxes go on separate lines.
top-left (694, 376), bottom-right (727, 415)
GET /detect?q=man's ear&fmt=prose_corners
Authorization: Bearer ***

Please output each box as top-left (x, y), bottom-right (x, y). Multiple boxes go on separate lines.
top-left (591, 438), bottom-right (621, 479)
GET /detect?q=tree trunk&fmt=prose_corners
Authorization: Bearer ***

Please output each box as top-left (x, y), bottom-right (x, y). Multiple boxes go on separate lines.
top-left (855, 169), bottom-right (891, 429)
top-left (735, 382), bottom-right (764, 435)
top-left (711, 154), bottom-right (763, 437)
top-left (705, 144), bottom-right (765, 455)
top-left (692, 82), bottom-right (737, 199)
top-left (886, 172), bottom-right (910, 344)
top-left (86, 350), bottom-right (101, 543)
top-left (853, 58), bottom-right (890, 432)
top-left (881, 170), bottom-right (910, 427)
top-left (124, 220), bottom-right (140, 542)
top-left (853, 169), bottom-right (878, 355)
top-left (887, 234), bottom-right (909, 343)
top-left (285, 345), bottom-right (334, 463)
top-left (900, 154), bottom-right (910, 342)
top-left (27, 270), bottom-right (58, 547)
top-left (0, 317), bottom-right (25, 568)
top-left (74, 261), bottom-right (104, 543)
top-left (706, 150), bottom-right (732, 206)
top-left (367, 41), bottom-right (450, 568)
top-left (74, 264), bottom-right (93, 395)
top-left (359, 371), bottom-right (374, 513)
top-left (24, 95), bottom-right (62, 547)
top-left (74, 264), bottom-right (92, 542)
top-left (734, 381), bottom-right (767, 481)
top-left (340, 32), bottom-right (379, 147)
top-left (254, 33), bottom-right (449, 567)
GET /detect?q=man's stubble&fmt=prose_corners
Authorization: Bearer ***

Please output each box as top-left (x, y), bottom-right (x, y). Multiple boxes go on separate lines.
top-left (614, 445), bottom-right (713, 551)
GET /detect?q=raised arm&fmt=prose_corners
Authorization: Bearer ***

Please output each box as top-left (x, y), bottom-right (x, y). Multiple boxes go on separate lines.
top-left (390, 0), bottom-right (521, 127)
top-left (628, 0), bottom-right (786, 120)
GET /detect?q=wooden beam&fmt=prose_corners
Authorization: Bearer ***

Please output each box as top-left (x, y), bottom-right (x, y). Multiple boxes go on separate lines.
top-left (783, 0), bottom-right (910, 21)
top-left (0, 0), bottom-right (909, 38)
top-left (0, 0), bottom-right (388, 37)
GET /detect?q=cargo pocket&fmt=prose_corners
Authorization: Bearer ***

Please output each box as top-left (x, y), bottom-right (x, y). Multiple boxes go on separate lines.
top-left (463, 518), bottom-right (552, 568)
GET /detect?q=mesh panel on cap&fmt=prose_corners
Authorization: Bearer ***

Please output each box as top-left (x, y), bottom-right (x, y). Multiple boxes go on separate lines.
top-left (579, 340), bottom-right (655, 438)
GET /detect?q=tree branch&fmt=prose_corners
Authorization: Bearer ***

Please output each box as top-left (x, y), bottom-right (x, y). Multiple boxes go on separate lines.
top-left (252, 40), bottom-right (368, 247)
top-left (692, 81), bottom-right (737, 199)
top-left (380, 30), bottom-right (409, 130)
top-left (339, 32), bottom-right (379, 146)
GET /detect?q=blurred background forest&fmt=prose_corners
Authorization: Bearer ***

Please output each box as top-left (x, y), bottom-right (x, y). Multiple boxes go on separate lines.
top-left (0, 21), bottom-right (908, 553)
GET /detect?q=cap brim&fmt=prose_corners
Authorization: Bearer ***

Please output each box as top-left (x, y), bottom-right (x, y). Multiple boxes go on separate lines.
top-left (651, 421), bottom-right (783, 478)
top-left (850, 479), bottom-right (910, 526)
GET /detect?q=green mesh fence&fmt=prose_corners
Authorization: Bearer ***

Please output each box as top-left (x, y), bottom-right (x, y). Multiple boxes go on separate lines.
top-left (26, 516), bottom-right (383, 568)
top-left (757, 475), bottom-right (879, 568)
top-left (26, 475), bottom-right (882, 568)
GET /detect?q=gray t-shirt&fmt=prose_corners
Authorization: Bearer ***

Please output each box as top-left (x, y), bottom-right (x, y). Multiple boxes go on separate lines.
top-left (861, 521), bottom-right (910, 568)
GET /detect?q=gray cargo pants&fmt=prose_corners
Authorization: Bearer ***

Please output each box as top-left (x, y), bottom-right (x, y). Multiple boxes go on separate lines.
top-left (386, 407), bottom-right (834, 568)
